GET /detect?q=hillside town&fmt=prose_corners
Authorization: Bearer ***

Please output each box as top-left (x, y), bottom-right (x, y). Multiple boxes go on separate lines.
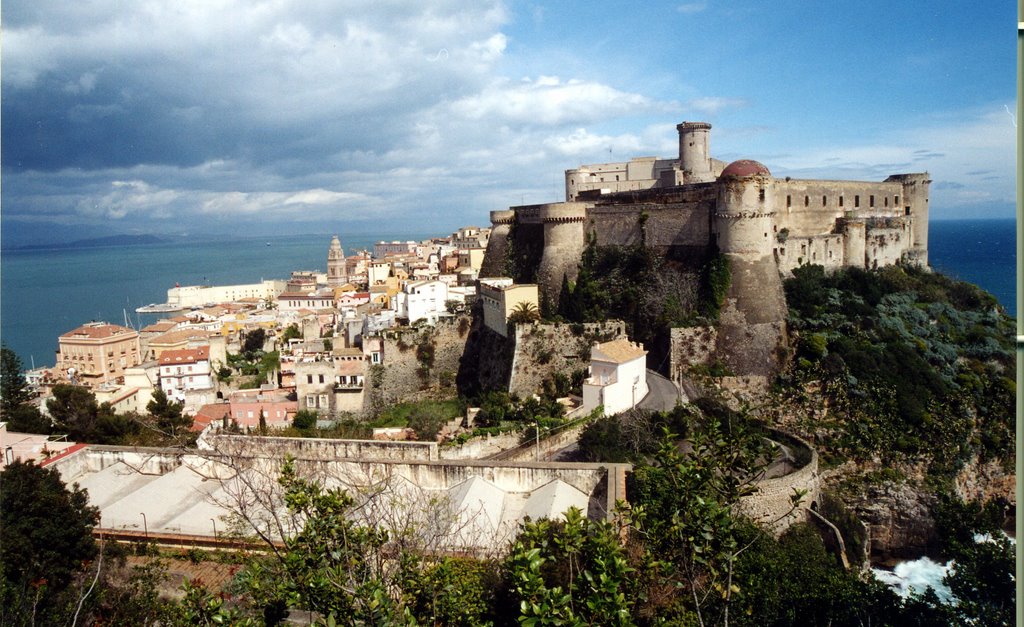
top-left (7, 225), bottom-right (550, 433)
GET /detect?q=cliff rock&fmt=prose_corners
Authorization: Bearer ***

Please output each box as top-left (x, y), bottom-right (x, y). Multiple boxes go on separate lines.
top-left (851, 481), bottom-right (937, 563)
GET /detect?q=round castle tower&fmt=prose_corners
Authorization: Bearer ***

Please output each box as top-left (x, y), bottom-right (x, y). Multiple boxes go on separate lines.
top-left (327, 235), bottom-right (347, 287)
top-left (677, 121), bottom-right (714, 184)
top-left (480, 210), bottom-right (516, 278)
top-left (537, 203), bottom-right (588, 306)
top-left (714, 160), bottom-right (776, 260)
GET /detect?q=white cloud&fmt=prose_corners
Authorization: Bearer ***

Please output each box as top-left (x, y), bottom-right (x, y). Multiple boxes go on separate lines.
top-left (449, 76), bottom-right (655, 125)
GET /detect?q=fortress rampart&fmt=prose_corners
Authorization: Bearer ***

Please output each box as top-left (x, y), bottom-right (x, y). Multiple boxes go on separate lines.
top-left (482, 122), bottom-right (929, 304)
top-left (480, 121), bottom-right (929, 380)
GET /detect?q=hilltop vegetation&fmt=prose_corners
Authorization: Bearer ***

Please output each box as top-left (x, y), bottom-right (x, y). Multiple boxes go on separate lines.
top-left (777, 264), bottom-right (1014, 476)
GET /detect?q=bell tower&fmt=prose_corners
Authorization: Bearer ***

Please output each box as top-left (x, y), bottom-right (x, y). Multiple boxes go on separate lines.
top-left (327, 235), bottom-right (347, 287)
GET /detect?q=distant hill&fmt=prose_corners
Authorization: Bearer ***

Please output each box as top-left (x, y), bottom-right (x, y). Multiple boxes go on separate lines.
top-left (10, 234), bottom-right (166, 251)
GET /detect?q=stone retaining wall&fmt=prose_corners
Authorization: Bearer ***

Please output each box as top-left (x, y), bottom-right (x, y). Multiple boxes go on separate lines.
top-left (736, 432), bottom-right (819, 535)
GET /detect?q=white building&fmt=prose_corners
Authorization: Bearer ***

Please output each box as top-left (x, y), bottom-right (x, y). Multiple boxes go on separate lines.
top-left (277, 291), bottom-right (336, 313)
top-left (167, 280), bottom-right (287, 308)
top-left (582, 339), bottom-right (649, 416)
top-left (397, 279), bottom-right (449, 324)
top-left (159, 347), bottom-right (213, 401)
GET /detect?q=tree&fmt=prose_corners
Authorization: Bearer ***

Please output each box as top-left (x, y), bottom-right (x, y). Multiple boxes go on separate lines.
top-left (242, 328), bottom-right (268, 358)
top-left (507, 301), bottom-right (540, 324)
top-left (281, 324), bottom-right (301, 343)
top-left (0, 344), bottom-right (34, 417)
top-left (234, 459), bottom-right (412, 624)
top-left (408, 405), bottom-right (447, 441)
top-left (0, 345), bottom-right (51, 434)
top-left (293, 409), bottom-right (317, 430)
top-left (47, 384), bottom-right (101, 441)
top-left (1, 461), bottom-right (99, 622)
top-left (147, 388), bottom-right (190, 436)
top-left (506, 507), bottom-right (638, 626)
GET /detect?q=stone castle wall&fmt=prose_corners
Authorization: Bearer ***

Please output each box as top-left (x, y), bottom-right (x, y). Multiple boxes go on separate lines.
top-left (508, 321), bottom-right (627, 398)
top-left (736, 432), bottom-right (820, 535)
top-left (367, 316), bottom-right (473, 413)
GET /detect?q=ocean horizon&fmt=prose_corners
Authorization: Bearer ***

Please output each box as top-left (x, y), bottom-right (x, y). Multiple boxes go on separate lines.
top-left (0, 218), bottom-right (1014, 367)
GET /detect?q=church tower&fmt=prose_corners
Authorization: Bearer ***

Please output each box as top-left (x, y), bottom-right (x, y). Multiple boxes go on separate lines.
top-left (327, 235), bottom-right (347, 287)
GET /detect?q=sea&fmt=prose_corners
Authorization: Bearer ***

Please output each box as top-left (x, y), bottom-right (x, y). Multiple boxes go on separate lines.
top-left (0, 218), bottom-right (1015, 368)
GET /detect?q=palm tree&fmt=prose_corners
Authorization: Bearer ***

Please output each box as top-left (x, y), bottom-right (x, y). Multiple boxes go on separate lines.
top-left (508, 301), bottom-right (541, 324)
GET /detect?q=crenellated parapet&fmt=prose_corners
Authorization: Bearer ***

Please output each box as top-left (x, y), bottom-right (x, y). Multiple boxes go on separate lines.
top-left (490, 210), bottom-right (515, 225)
top-left (539, 204), bottom-right (588, 224)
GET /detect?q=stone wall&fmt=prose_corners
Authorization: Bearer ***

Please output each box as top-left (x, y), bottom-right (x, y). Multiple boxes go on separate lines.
top-left (508, 321), bottom-right (626, 398)
top-left (367, 315), bottom-right (473, 413)
top-left (736, 433), bottom-right (820, 535)
top-left (669, 326), bottom-right (718, 387)
top-left (203, 434), bottom-right (439, 462)
top-left (439, 431), bottom-right (523, 460)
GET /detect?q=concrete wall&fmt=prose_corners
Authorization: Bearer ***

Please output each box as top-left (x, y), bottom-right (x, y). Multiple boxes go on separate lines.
top-left (776, 234), bottom-right (847, 274)
top-left (714, 178), bottom-right (776, 260)
top-left (480, 211), bottom-right (514, 277)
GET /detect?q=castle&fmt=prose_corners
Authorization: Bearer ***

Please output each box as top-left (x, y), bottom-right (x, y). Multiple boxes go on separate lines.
top-left (480, 121), bottom-right (931, 385)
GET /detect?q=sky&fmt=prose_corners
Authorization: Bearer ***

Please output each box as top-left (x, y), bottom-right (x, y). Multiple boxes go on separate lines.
top-left (1, 1), bottom-right (1017, 245)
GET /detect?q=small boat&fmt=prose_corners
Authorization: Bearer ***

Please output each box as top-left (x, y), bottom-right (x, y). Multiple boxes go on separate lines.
top-left (135, 303), bottom-right (184, 313)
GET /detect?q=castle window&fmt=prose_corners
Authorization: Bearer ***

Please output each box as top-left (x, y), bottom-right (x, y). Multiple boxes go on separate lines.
top-left (786, 195), bottom-right (792, 207)
top-left (895, 195), bottom-right (900, 205)
top-left (884, 197), bottom-right (888, 207)
top-left (905, 207), bottom-right (912, 216)
top-left (764, 233), bottom-right (768, 239)
top-left (822, 195), bottom-right (827, 206)
top-left (839, 196), bottom-right (844, 207)
top-left (759, 188), bottom-right (765, 202)
top-left (615, 175), bottom-right (620, 181)
top-left (855, 195), bottom-right (860, 207)
top-left (870, 195), bottom-right (875, 207)
top-left (803, 195), bottom-right (809, 207)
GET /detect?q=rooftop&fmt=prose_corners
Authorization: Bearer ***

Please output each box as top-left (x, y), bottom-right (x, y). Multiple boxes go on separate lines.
top-left (159, 347), bottom-right (210, 365)
top-left (60, 322), bottom-right (137, 340)
top-left (592, 338), bottom-right (647, 364)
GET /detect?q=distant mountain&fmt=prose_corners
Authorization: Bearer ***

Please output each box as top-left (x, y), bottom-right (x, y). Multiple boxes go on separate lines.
top-left (10, 234), bottom-right (166, 251)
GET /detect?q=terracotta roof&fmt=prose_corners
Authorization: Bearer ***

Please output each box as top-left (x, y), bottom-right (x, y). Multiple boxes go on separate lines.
top-left (592, 338), bottom-right (647, 364)
top-left (159, 347), bottom-right (210, 365)
top-left (60, 322), bottom-right (137, 340)
top-left (191, 403), bottom-right (230, 432)
top-left (150, 329), bottom-right (210, 345)
top-left (140, 321), bottom-right (178, 333)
